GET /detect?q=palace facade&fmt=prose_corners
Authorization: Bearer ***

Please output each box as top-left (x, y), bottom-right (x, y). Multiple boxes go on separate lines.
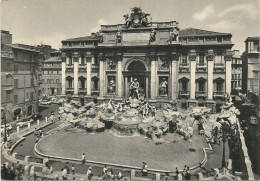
top-left (60, 8), bottom-right (233, 112)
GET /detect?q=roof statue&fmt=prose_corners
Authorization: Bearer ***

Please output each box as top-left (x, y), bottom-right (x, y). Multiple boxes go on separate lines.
top-left (123, 7), bottom-right (151, 28)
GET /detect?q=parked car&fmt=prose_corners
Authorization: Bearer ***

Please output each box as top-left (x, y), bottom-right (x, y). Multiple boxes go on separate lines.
top-left (40, 100), bottom-right (52, 105)
top-left (1, 124), bottom-right (13, 135)
top-left (16, 118), bottom-right (29, 128)
top-left (28, 114), bottom-right (42, 122)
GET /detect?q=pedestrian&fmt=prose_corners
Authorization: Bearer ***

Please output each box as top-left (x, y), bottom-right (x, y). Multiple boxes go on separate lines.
top-left (34, 128), bottom-right (37, 136)
top-left (71, 165), bottom-right (75, 175)
top-left (141, 162), bottom-right (148, 176)
top-left (102, 165), bottom-right (107, 177)
top-left (16, 161), bottom-right (22, 172)
top-left (62, 167), bottom-right (68, 180)
top-left (117, 171), bottom-right (122, 180)
top-left (64, 162), bottom-right (70, 174)
top-left (175, 167), bottom-right (179, 180)
top-left (186, 167), bottom-right (191, 180)
top-left (81, 153), bottom-right (86, 165)
top-left (177, 172), bottom-right (183, 180)
top-left (9, 165), bottom-right (16, 180)
top-left (1, 164), bottom-right (8, 180)
top-left (86, 167), bottom-right (93, 180)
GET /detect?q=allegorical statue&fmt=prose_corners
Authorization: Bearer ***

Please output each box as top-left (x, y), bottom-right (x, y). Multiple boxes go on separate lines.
top-left (130, 78), bottom-right (140, 99)
top-left (116, 31), bottom-right (122, 43)
top-left (108, 78), bottom-right (116, 94)
top-left (123, 14), bottom-right (131, 28)
top-left (159, 78), bottom-right (168, 96)
top-left (168, 28), bottom-right (179, 43)
top-left (149, 29), bottom-right (156, 42)
top-left (95, 32), bottom-right (103, 43)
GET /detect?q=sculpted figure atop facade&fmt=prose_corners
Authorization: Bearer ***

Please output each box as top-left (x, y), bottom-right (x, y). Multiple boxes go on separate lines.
top-left (149, 29), bottom-right (156, 42)
top-left (168, 28), bottom-right (179, 43)
top-left (123, 7), bottom-right (150, 28)
top-left (116, 31), bottom-right (122, 43)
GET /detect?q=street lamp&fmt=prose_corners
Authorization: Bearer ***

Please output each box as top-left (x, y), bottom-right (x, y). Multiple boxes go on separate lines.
top-left (220, 122), bottom-right (230, 168)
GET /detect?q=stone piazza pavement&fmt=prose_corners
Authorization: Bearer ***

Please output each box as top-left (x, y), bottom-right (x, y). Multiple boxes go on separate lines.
top-left (1, 106), bottom-right (230, 180)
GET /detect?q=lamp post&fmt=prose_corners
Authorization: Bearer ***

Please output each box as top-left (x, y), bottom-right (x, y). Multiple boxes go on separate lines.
top-left (220, 122), bottom-right (231, 168)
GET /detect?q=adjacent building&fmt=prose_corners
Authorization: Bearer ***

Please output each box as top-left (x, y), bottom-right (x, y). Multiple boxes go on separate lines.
top-left (242, 37), bottom-right (260, 95)
top-left (60, 8), bottom-right (233, 112)
top-left (231, 50), bottom-right (242, 90)
top-left (1, 30), bottom-right (14, 122)
top-left (41, 50), bottom-right (62, 96)
top-left (1, 30), bottom-right (43, 122)
top-left (11, 43), bottom-right (42, 120)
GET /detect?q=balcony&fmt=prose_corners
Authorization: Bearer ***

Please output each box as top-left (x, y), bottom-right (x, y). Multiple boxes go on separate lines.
top-left (66, 88), bottom-right (74, 95)
top-left (79, 88), bottom-right (87, 95)
top-left (213, 91), bottom-right (225, 100)
top-left (196, 91), bottom-right (207, 99)
top-left (214, 63), bottom-right (225, 71)
top-left (196, 63), bottom-right (207, 72)
top-left (179, 63), bottom-right (189, 71)
top-left (178, 91), bottom-right (190, 99)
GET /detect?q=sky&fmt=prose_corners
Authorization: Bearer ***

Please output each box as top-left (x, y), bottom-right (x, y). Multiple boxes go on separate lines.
top-left (1, 0), bottom-right (259, 53)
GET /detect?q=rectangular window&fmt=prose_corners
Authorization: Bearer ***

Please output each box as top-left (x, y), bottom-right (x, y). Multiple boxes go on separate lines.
top-left (238, 74), bottom-right (240, 79)
top-left (253, 71), bottom-right (259, 78)
top-left (30, 92), bottom-right (34, 101)
top-left (182, 55), bottom-right (187, 64)
top-left (6, 90), bottom-right (11, 101)
top-left (232, 74), bottom-right (234, 80)
top-left (216, 83), bottom-right (223, 92)
top-left (198, 82), bottom-right (205, 91)
top-left (56, 79), bottom-right (59, 83)
top-left (13, 95), bottom-right (18, 104)
top-left (57, 71), bottom-right (59, 74)
top-left (6, 63), bottom-right (11, 71)
top-left (14, 65), bottom-right (18, 73)
top-left (31, 78), bottom-right (34, 86)
top-left (14, 79), bottom-right (18, 88)
top-left (235, 74), bottom-right (237, 79)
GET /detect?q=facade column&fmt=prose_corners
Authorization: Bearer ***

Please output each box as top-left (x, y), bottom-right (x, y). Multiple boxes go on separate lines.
top-left (124, 76), bottom-right (128, 97)
top-left (86, 54), bottom-right (92, 96)
top-left (207, 54), bottom-right (214, 100)
top-left (150, 53), bottom-right (157, 100)
top-left (73, 53), bottom-right (79, 95)
top-left (225, 54), bottom-right (232, 95)
top-left (189, 53), bottom-right (196, 99)
top-left (99, 54), bottom-right (104, 98)
top-left (145, 75), bottom-right (149, 98)
top-left (117, 54), bottom-right (123, 97)
top-left (61, 54), bottom-right (66, 95)
top-left (171, 53), bottom-right (179, 99)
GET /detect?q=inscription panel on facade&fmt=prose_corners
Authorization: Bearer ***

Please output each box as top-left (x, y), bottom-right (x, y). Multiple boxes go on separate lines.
top-left (123, 32), bottom-right (150, 42)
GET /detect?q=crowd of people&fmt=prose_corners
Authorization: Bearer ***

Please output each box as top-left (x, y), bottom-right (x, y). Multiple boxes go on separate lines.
top-left (1, 161), bottom-right (23, 180)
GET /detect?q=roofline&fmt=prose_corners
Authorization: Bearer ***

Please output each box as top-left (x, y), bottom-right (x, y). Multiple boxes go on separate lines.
top-left (100, 21), bottom-right (178, 27)
top-left (11, 45), bottom-right (41, 53)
